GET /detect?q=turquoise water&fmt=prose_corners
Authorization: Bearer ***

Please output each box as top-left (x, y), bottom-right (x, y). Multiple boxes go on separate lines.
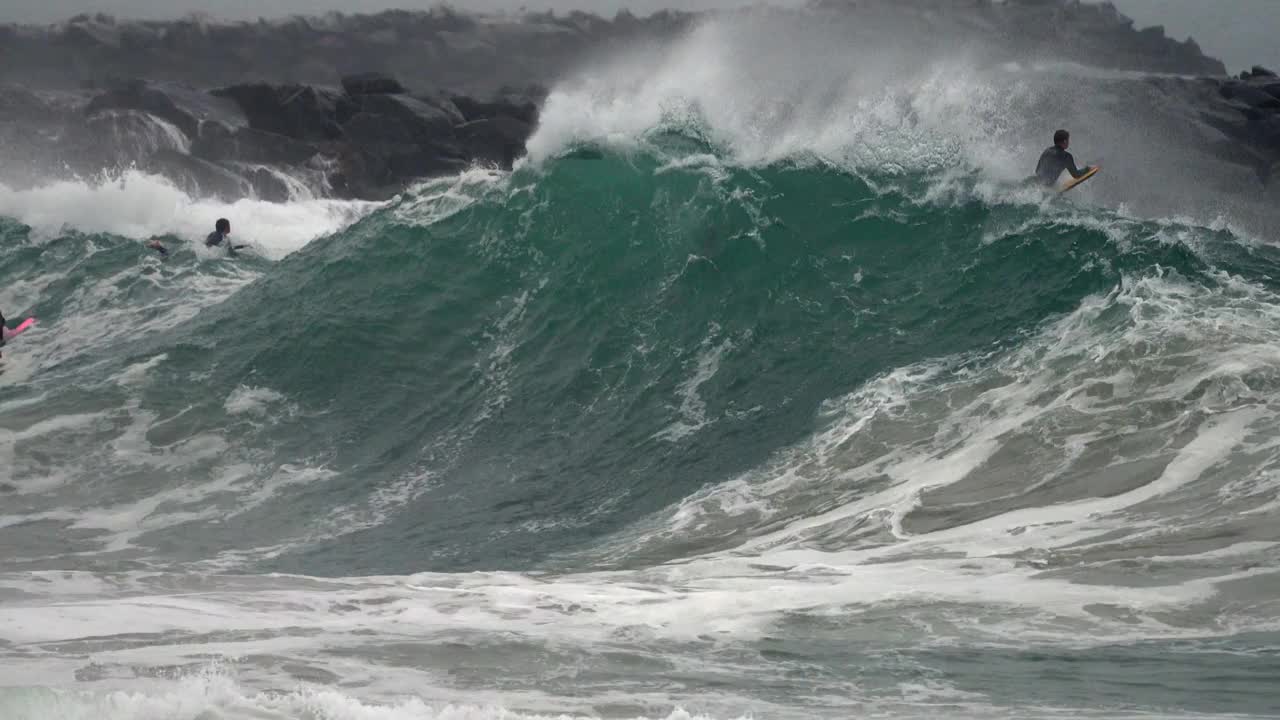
top-left (1, 21), bottom-right (1279, 717)
top-left (1, 145), bottom-right (1278, 718)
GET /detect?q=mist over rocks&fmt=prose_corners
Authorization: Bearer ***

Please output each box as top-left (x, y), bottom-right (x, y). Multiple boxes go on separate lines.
top-left (0, 1), bottom-right (1229, 91)
top-left (1210, 68), bottom-right (1280, 184)
top-left (0, 6), bottom-right (690, 95)
top-left (0, 0), bottom-right (1276, 202)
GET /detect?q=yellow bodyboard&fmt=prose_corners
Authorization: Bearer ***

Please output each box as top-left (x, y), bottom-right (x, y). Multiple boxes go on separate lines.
top-left (1059, 166), bottom-right (1100, 193)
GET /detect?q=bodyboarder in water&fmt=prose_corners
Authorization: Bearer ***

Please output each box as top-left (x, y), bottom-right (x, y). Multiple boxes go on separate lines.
top-left (1034, 129), bottom-right (1098, 187)
top-left (140, 218), bottom-right (244, 259)
top-left (0, 310), bottom-right (37, 359)
top-left (206, 218), bottom-right (247, 256)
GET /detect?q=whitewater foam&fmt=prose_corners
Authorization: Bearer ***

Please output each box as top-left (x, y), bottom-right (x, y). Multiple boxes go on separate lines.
top-left (393, 166), bottom-right (512, 230)
top-left (0, 170), bottom-right (377, 259)
top-left (527, 12), bottom-right (1040, 180)
top-left (86, 110), bottom-right (193, 159)
top-left (0, 673), bottom-right (756, 720)
top-left (223, 385), bottom-right (287, 416)
top-left (654, 326), bottom-right (736, 442)
top-left (526, 7), bottom-right (1279, 237)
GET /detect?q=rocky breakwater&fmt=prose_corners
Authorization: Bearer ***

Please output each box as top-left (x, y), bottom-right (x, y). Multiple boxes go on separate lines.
top-left (0, 72), bottom-right (542, 201)
top-left (205, 73), bottom-right (541, 199)
top-left (1112, 64), bottom-right (1280, 188)
top-left (0, 2), bottom-right (1223, 92)
top-left (1212, 66), bottom-right (1280, 184)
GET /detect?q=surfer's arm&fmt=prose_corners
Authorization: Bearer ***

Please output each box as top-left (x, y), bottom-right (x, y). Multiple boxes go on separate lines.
top-left (1064, 152), bottom-right (1088, 178)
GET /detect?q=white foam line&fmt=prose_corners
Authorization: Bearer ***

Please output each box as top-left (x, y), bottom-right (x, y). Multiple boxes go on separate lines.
top-left (655, 328), bottom-right (734, 442)
top-left (0, 674), bottom-right (755, 720)
top-left (0, 170), bottom-right (378, 259)
top-left (1, 559), bottom-right (1270, 669)
top-left (747, 404), bottom-right (1260, 564)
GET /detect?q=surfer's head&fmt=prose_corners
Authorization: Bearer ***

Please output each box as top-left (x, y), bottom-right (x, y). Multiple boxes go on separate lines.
top-left (216, 218), bottom-right (231, 235)
top-left (1054, 129), bottom-right (1070, 149)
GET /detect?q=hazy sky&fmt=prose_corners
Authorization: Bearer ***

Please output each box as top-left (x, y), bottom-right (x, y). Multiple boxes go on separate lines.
top-left (1, 0), bottom-right (1275, 74)
top-left (1108, 0), bottom-right (1279, 74)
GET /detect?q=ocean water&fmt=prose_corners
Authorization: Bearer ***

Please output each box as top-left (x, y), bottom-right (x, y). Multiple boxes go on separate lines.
top-left (1, 12), bottom-right (1279, 720)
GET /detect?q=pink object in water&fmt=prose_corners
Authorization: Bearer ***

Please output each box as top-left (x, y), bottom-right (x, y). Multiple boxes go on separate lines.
top-left (3, 317), bottom-right (36, 342)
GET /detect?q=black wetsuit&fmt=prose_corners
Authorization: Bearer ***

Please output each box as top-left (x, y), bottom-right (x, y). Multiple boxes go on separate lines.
top-left (206, 230), bottom-right (236, 256)
top-left (1035, 145), bottom-right (1087, 186)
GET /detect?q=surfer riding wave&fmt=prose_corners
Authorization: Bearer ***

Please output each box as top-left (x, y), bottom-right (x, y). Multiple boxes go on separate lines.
top-left (1034, 129), bottom-right (1099, 187)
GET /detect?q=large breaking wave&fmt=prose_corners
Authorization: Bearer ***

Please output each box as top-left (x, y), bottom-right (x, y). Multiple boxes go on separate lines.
top-left (1, 7), bottom-right (1278, 719)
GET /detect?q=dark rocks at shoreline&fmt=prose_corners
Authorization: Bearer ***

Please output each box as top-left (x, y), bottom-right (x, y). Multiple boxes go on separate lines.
top-left (192, 124), bottom-right (320, 167)
top-left (1209, 67), bottom-right (1280, 183)
top-left (456, 116), bottom-right (534, 172)
top-left (452, 93), bottom-right (540, 127)
top-left (331, 92), bottom-right (470, 198)
top-left (85, 80), bottom-right (246, 139)
top-left (0, 74), bottom-right (542, 201)
top-left (341, 72), bottom-right (407, 96)
top-left (0, 2), bottom-right (1228, 94)
top-left (144, 149), bottom-right (252, 200)
top-left (1241, 66), bottom-right (1278, 81)
top-left (211, 84), bottom-right (347, 143)
top-left (0, 7), bottom-right (694, 96)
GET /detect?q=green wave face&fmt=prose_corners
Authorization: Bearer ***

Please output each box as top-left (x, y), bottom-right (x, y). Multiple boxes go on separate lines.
top-left (2, 141), bottom-right (1272, 576)
top-left (3, 128), bottom-right (1280, 719)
